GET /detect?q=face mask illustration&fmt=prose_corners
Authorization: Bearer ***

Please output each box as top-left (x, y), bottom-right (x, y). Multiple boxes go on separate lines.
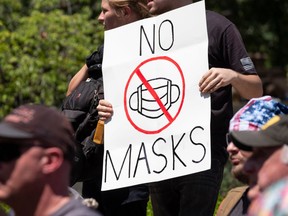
top-left (129, 77), bottom-right (180, 119)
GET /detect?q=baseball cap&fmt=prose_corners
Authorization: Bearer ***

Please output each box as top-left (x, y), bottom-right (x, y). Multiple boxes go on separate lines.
top-left (229, 96), bottom-right (288, 132)
top-left (0, 104), bottom-right (76, 161)
top-left (230, 114), bottom-right (288, 151)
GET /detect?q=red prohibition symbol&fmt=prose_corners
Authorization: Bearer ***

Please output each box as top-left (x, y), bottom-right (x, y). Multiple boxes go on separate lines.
top-left (124, 56), bottom-right (185, 134)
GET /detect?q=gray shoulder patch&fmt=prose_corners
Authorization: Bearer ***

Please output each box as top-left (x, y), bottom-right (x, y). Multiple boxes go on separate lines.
top-left (240, 57), bottom-right (255, 71)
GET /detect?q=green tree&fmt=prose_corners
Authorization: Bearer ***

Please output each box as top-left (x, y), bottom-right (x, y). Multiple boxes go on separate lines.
top-left (0, 0), bottom-right (103, 117)
top-left (1, 0), bottom-right (287, 118)
top-left (205, 0), bottom-right (288, 71)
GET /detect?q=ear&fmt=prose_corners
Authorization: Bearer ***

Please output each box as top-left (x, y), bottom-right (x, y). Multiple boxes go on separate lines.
top-left (41, 148), bottom-right (64, 174)
top-left (122, 6), bottom-right (132, 17)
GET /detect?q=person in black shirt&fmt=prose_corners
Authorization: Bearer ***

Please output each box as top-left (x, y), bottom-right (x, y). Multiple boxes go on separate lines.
top-left (145, 1), bottom-right (263, 216)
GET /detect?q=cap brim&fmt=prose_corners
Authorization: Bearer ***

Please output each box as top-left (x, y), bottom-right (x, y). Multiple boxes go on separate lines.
top-left (0, 122), bottom-right (33, 140)
top-left (230, 130), bottom-right (283, 150)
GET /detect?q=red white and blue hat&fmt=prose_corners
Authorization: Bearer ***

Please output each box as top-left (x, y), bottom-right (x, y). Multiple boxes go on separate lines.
top-left (229, 96), bottom-right (288, 132)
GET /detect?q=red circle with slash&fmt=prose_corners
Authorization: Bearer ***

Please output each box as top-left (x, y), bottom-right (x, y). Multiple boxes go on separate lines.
top-left (124, 56), bottom-right (185, 134)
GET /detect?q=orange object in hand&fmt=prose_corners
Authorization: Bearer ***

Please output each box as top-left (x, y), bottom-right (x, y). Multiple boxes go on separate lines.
top-left (93, 120), bottom-right (104, 144)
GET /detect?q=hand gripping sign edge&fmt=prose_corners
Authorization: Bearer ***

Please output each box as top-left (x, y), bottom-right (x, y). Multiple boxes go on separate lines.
top-left (124, 56), bottom-right (185, 134)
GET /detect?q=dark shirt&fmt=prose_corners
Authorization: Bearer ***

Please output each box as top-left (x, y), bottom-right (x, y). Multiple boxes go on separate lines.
top-left (206, 11), bottom-right (257, 163)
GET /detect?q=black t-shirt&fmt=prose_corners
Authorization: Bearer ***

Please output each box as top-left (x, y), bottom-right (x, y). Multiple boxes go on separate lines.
top-left (206, 11), bottom-right (257, 163)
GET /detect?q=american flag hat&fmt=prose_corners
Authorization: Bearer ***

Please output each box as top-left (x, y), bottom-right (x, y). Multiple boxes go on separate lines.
top-left (229, 96), bottom-right (288, 132)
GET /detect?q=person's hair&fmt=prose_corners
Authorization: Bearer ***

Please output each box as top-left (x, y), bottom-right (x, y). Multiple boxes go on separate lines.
top-left (108, 0), bottom-right (151, 19)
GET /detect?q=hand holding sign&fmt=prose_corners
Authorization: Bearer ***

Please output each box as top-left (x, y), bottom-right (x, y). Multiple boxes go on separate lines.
top-left (102, 1), bottom-right (210, 190)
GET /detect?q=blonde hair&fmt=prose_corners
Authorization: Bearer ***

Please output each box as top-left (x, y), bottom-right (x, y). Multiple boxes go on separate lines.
top-left (108, 0), bottom-right (151, 19)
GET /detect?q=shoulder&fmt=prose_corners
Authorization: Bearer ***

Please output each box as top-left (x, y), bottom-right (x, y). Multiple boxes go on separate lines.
top-left (216, 186), bottom-right (249, 216)
top-left (86, 44), bottom-right (104, 68)
top-left (205, 10), bottom-right (241, 41)
top-left (51, 199), bottom-right (102, 216)
top-left (206, 10), bottom-right (234, 30)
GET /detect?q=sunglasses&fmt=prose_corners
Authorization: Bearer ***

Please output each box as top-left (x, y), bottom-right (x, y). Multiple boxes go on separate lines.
top-left (0, 144), bottom-right (25, 162)
top-left (226, 133), bottom-right (232, 145)
top-left (0, 142), bottom-right (45, 163)
top-left (0, 141), bottom-right (73, 163)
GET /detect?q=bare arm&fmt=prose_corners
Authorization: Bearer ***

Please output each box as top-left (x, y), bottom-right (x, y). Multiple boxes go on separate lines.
top-left (199, 67), bottom-right (263, 99)
top-left (66, 64), bottom-right (89, 96)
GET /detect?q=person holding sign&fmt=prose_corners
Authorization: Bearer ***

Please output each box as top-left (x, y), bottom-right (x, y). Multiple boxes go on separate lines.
top-left (144, 0), bottom-right (263, 216)
top-left (66, 0), bottom-right (151, 96)
top-left (66, 0), bottom-right (151, 216)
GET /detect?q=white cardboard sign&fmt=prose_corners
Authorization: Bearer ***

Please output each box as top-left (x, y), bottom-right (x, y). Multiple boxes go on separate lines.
top-left (101, 1), bottom-right (210, 191)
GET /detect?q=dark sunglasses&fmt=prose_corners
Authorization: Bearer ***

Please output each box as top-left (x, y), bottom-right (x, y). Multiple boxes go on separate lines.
top-left (0, 142), bottom-right (72, 163)
top-left (226, 133), bottom-right (232, 145)
top-left (0, 143), bottom-right (42, 163)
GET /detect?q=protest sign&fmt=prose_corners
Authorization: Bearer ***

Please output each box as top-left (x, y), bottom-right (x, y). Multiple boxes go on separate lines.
top-left (102, 1), bottom-right (210, 191)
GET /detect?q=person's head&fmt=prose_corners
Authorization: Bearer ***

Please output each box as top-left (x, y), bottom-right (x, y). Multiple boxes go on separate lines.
top-left (230, 114), bottom-right (288, 201)
top-left (98, 0), bottom-right (150, 30)
top-left (227, 96), bottom-right (288, 184)
top-left (248, 176), bottom-right (288, 215)
top-left (0, 104), bottom-right (76, 205)
top-left (147, 0), bottom-right (193, 15)
top-left (226, 140), bottom-right (251, 184)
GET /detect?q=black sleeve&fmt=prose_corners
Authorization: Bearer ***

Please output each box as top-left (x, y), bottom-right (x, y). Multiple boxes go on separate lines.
top-left (85, 44), bottom-right (104, 79)
top-left (85, 44), bottom-right (104, 67)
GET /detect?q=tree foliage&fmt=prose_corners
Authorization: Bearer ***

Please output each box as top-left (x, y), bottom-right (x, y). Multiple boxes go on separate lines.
top-left (0, 0), bottom-right (103, 117)
top-left (205, 0), bottom-right (288, 70)
top-left (0, 0), bottom-right (287, 118)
